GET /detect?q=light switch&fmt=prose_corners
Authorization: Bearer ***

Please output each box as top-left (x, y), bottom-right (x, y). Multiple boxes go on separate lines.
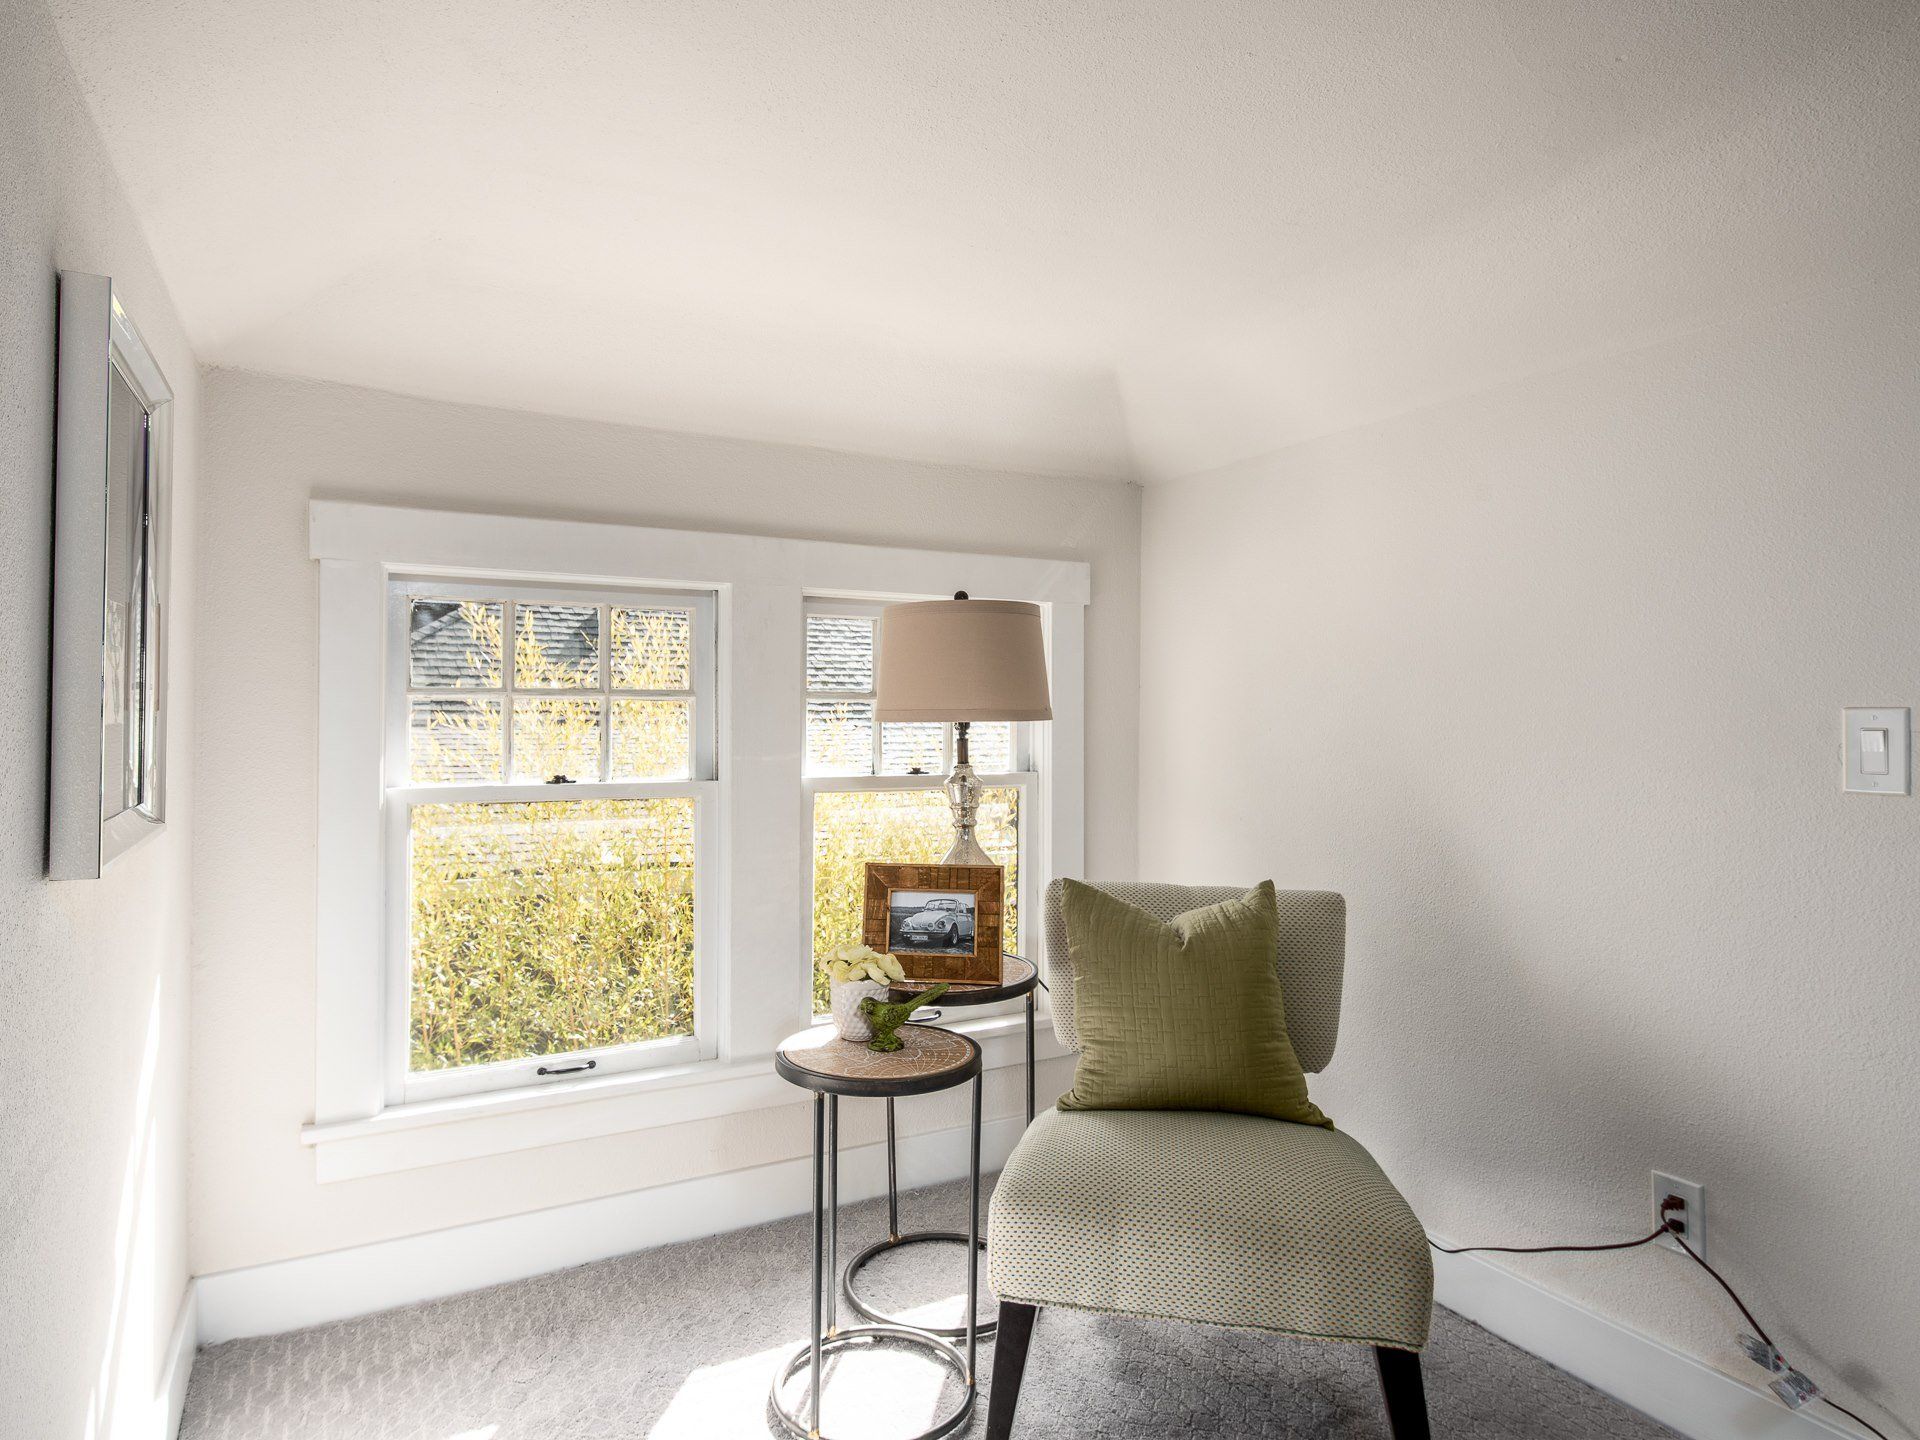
top-left (1861, 729), bottom-right (1890, 775)
top-left (1844, 708), bottom-right (1910, 794)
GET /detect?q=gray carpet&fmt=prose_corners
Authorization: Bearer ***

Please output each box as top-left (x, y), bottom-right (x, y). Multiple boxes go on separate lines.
top-left (182, 1176), bottom-right (1680, 1439)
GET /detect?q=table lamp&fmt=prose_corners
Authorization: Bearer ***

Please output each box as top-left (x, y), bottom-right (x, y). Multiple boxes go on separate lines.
top-left (874, 593), bottom-right (1052, 864)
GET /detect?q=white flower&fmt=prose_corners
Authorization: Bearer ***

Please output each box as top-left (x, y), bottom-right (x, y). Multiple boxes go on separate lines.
top-left (823, 941), bottom-right (904, 988)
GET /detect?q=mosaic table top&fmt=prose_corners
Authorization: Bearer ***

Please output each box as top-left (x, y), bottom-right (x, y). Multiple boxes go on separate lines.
top-left (774, 1022), bottom-right (981, 1097)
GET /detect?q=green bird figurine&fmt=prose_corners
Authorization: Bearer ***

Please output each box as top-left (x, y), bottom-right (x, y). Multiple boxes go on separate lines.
top-left (860, 984), bottom-right (950, 1052)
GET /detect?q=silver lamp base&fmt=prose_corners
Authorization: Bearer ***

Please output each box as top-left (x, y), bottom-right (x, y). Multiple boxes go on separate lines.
top-left (941, 760), bottom-right (994, 865)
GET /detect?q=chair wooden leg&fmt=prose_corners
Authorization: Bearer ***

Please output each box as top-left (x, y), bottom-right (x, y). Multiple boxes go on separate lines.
top-left (985, 1301), bottom-right (1039, 1440)
top-left (1374, 1347), bottom-right (1431, 1440)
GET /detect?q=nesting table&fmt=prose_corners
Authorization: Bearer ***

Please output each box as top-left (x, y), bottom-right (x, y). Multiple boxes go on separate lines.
top-left (771, 1023), bottom-right (983, 1440)
top-left (768, 954), bottom-right (1041, 1440)
top-left (846, 953), bottom-right (1039, 1339)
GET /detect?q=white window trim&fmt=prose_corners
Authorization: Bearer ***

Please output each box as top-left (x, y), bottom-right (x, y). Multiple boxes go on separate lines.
top-left (302, 1011), bottom-right (1072, 1182)
top-left (305, 501), bottom-right (1087, 1180)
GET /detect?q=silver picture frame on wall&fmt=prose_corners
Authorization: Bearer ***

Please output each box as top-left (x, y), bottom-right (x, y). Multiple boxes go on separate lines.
top-left (49, 271), bottom-right (173, 879)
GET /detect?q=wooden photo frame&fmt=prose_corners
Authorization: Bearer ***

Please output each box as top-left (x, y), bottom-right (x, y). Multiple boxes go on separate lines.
top-left (863, 862), bottom-right (1004, 985)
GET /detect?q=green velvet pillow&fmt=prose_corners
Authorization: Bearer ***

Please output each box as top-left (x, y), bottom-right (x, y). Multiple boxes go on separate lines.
top-left (1055, 880), bottom-right (1331, 1127)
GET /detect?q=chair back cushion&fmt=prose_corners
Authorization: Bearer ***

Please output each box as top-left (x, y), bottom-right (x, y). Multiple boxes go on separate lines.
top-left (1045, 879), bottom-right (1345, 1072)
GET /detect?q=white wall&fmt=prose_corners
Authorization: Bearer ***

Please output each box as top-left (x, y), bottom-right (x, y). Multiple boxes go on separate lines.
top-left (0, 1), bottom-right (200, 1434)
top-left (1139, 267), bottom-right (1920, 1432)
top-left (189, 367), bottom-right (1137, 1276)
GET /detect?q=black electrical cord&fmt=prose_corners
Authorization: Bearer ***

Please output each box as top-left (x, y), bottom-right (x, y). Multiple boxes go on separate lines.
top-left (1820, 1397), bottom-right (1898, 1440)
top-left (1431, 1223), bottom-right (1670, 1257)
top-left (1431, 1220), bottom-right (1892, 1440)
top-left (1664, 1227), bottom-right (1892, 1440)
top-left (1663, 1225), bottom-right (1776, 1355)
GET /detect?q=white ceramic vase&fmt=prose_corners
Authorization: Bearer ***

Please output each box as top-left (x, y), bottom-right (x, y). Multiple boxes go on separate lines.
top-left (830, 977), bottom-right (889, 1042)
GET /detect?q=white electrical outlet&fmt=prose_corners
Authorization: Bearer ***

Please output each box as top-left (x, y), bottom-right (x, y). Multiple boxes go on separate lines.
top-left (1653, 1172), bottom-right (1705, 1259)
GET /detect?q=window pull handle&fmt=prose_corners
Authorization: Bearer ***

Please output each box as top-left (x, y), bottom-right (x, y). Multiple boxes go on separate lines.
top-left (548, 774), bottom-right (575, 785)
top-left (536, 1059), bottom-right (598, 1077)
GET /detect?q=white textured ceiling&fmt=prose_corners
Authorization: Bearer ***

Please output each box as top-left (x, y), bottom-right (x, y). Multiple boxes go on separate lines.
top-left (47, 0), bottom-right (1920, 480)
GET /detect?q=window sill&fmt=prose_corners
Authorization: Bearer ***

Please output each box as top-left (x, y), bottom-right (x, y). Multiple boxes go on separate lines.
top-left (300, 1013), bottom-right (1067, 1183)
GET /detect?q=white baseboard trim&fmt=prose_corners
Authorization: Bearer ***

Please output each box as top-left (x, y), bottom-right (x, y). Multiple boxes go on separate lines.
top-left (198, 1112), bottom-right (1025, 1346)
top-left (195, 1135), bottom-right (1889, 1440)
top-left (1432, 1247), bottom-right (1874, 1440)
top-left (160, 1282), bottom-right (198, 1440)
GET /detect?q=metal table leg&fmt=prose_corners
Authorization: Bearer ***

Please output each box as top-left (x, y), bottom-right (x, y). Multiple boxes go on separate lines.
top-left (826, 1095), bottom-right (839, 1339)
top-left (845, 997), bottom-right (1041, 1339)
top-left (886, 1098), bottom-right (899, 1240)
top-left (809, 1093), bottom-right (825, 1440)
top-left (1025, 989), bottom-right (1036, 1124)
top-left (967, 1073), bottom-right (981, 1384)
top-left (774, 1085), bottom-right (974, 1440)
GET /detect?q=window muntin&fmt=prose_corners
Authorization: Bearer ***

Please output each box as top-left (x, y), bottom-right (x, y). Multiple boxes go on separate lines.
top-left (404, 593), bottom-right (704, 785)
top-left (802, 600), bottom-right (1033, 1011)
top-left (388, 580), bottom-right (717, 1101)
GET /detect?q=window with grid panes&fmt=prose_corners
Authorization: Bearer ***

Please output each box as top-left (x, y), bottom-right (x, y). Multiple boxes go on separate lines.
top-left (390, 581), bottom-right (718, 1100)
top-left (803, 600), bottom-right (1031, 1010)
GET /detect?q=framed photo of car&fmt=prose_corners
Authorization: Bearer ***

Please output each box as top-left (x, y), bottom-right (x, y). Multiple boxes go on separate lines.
top-left (862, 861), bottom-right (1004, 985)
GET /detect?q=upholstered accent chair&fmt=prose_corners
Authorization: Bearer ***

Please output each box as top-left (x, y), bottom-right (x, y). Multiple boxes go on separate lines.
top-left (985, 881), bottom-right (1433, 1439)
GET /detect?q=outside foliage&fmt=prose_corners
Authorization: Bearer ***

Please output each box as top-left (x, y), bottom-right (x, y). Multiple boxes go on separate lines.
top-left (810, 787), bottom-right (1019, 1011)
top-left (408, 601), bottom-right (698, 1072)
top-left (801, 610), bottom-right (1025, 1009)
top-left (404, 600), bottom-right (1028, 1071)
top-left (410, 798), bottom-right (696, 1070)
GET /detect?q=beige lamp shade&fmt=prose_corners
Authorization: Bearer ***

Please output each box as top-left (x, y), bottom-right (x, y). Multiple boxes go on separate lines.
top-left (874, 599), bottom-right (1052, 723)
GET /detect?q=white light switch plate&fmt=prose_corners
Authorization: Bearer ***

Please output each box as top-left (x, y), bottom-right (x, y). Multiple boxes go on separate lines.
top-left (1844, 708), bottom-right (1910, 795)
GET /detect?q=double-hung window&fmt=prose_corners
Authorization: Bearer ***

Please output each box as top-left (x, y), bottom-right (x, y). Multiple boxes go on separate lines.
top-left (311, 502), bottom-right (1086, 1179)
top-left (387, 579), bottom-right (719, 1102)
top-left (801, 598), bottom-right (1037, 1011)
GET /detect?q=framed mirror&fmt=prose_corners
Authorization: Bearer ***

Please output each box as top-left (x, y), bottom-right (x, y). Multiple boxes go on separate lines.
top-left (49, 272), bottom-right (173, 879)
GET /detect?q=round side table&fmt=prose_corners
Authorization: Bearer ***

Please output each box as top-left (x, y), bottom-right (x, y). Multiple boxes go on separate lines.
top-left (770, 1023), bottom-right (983, 1440)
top-left (843, 953), bottom-right (1040, 1340)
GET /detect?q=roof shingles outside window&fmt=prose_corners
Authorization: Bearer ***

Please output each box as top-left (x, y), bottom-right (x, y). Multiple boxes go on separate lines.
top-left (806, 615), bottom-right (874, 693)
top-left (408, 600), bottom-right (607, 689)
top-left (408, 601), bottom-right (503, 688)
